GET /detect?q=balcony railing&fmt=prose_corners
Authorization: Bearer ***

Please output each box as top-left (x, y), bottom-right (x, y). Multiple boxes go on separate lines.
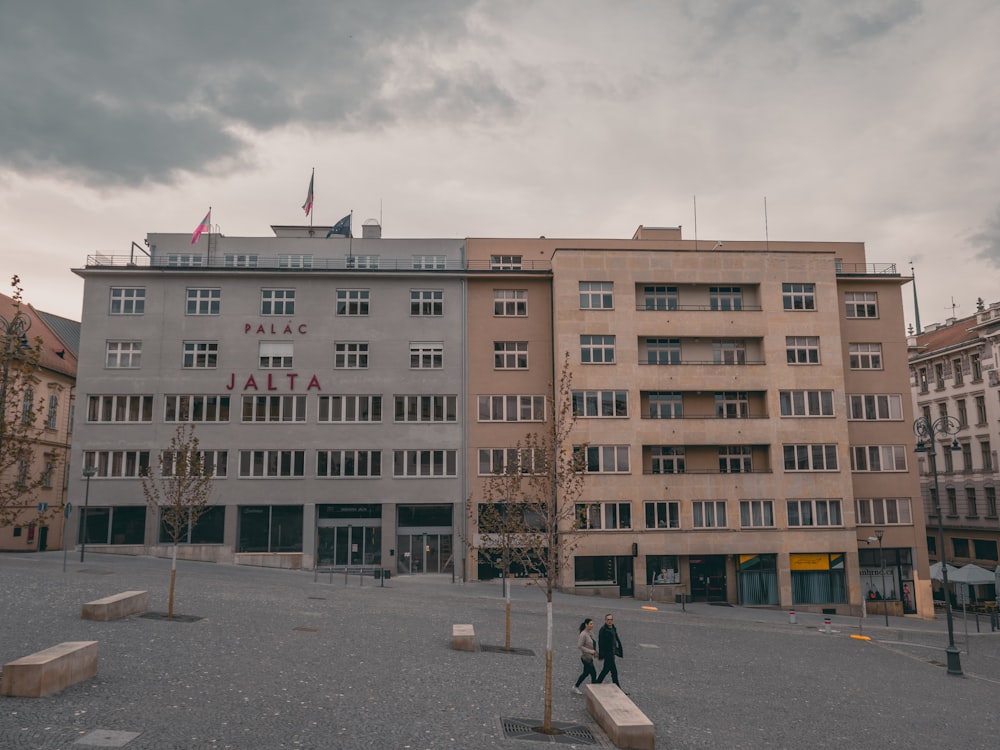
top-left (835, 262), bottom-right (899, 276)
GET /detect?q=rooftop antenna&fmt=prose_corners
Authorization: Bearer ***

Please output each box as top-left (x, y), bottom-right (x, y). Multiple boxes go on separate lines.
top-left (910, 262), bottom-right (922, 334)
top-left (693, 195), bottom-right (698, 251)
top-left (948, 296), bottom-right (959, 319)
top-left (763, 196), bottom-right (770, 251)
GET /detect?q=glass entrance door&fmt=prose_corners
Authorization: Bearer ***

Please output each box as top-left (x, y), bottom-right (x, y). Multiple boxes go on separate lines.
top-left (317, 525), bottom-right (381, 566)
top-left (396, 533), bottom-right (454, 574)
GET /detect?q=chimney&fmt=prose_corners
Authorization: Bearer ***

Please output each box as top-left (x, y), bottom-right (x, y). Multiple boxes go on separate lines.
top-left (362, 219), bottom-right (382, 239)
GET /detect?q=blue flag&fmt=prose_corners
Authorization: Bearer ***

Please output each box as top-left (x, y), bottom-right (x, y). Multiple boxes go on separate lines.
top-left (326, 214), bottom-right (351, 238)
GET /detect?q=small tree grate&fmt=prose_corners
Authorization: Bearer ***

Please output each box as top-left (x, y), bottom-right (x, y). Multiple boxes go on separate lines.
top-left (138, 612), bottom-right (203, 623)
top-left (479, 644), bottom-right (535, 656)
top-left (500, 717), bottom-right (597, 745)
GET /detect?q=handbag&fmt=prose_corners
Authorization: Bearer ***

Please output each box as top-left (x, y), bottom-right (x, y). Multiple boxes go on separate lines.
top-left (582, 652), bottom-right (594, 664)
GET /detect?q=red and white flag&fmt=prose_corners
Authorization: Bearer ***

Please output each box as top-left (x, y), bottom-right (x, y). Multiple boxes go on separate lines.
top-left (191, 209), bottom-right (211, 244)
top-left (302, 172), bottom-right (315, 216)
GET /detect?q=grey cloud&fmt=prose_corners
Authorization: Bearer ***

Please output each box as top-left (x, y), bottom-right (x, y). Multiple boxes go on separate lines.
top-left (0, 0), bottom-right (512, 186)
top-left (972, 206), bottom-right (1000, 267)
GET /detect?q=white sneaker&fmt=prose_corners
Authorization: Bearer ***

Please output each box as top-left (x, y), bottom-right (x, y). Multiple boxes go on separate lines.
top-left (572, 687), bottom-right (583, 695)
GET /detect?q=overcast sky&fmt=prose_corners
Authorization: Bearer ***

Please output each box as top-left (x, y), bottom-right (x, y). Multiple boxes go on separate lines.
top-left (2, 0), bottom-right (998, 331)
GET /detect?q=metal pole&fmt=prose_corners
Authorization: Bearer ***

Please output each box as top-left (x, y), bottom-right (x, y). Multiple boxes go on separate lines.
top-left (876, 529), bottom-right (888, 627)
top-left (927, 432), bottom-right (963, 675)
top-left (79, 467), bottom-right (95, 562)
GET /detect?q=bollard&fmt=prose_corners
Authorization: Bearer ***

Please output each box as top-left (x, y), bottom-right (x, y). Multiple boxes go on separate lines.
top-left (789, 610), bottom-right (797, 624)
top-left (824, 618), bottom-right (831, 634)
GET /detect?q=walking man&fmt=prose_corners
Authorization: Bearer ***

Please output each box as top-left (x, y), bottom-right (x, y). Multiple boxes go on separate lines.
top-left (595, 613), bottom-right (627, 694)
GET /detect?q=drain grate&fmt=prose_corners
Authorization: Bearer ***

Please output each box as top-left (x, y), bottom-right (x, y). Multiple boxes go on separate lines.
top-left (138, 612), bottom-right (203, 623)
top-left (479, 644), bottom-right (535, 656)
top-left (501, 717), bottom-right (597, 745)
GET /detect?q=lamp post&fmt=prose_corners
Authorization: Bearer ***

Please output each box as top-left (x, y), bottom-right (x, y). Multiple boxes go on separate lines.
top-left (914, 415), bottom-right (963, 676)
top-left (874, 528), bottom-right (888, 627)
top-left (79, 465), bottom-right (96, 563)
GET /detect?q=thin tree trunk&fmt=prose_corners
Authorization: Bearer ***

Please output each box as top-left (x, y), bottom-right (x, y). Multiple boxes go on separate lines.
top-left (543, 598), bottom-right (553, 732)
top-left (168, 543), bottom-right (178, 618)
top-left (505, 575), bottom-right (511, 650)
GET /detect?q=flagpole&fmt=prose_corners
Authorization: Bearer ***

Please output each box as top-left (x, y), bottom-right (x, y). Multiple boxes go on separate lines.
top-left (310, 168), bottom-right (314, 229)
top-left (349, 210), bottom-right (353, 256)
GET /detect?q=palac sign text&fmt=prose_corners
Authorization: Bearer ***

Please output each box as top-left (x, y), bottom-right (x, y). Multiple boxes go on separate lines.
top-left (230, 320), bottom-right (317, 391)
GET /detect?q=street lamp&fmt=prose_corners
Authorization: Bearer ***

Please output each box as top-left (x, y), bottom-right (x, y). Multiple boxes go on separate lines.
top-left (79, 465), bottom-right (96, 563)
top-left (874, 529), bottom-right (888, 627)
top-left (914, 415), bottom-right (963, 676)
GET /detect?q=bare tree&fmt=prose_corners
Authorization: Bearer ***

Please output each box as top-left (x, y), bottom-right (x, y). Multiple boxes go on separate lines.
top-left (140, 423), bottom-right (215, 618)
top-left (468, 353), bottom-right (586, 733)
top-left (0, 276), bottom-right (57, 530)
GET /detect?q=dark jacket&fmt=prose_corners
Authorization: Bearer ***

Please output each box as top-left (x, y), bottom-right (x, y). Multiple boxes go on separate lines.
top-left (597, 623), bottom-right (623, 660)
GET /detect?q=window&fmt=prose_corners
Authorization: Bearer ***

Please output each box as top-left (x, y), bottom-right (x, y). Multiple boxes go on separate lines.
top-left (183, 341), bottom-right (218, 369)
top-left (110, 287), bottom-right (145, 314)
top-left (395, 395), bottom-right (458, 423)
top-left (161, 450), bottom-right (228, 478)
top-left (572, 390), bottom-right (628, 418)
top-left (850, 445), bottom-right (907, 472)
top-left (917, 368), bottom-right (929, 393)
top-left (787, 499), bottom-right (843, 527)
top-left (410, 290), bottom-right (443, 316)
top-left (849, 343), bottom-right (882, 370)
top-left (715, 392), bottom-right (749, 418)
top-left (42, 458), bottom-right (54, 487)
top-left (412, 255), bottom-right (446, 269)
top-left (937, 401), bottom-right (948, 420)
top-left (490, 255), bottom-right (522, 270)
top-left (259, 342), bottom-right (293, 369)
top-left (845, 291), bottom-right (878, 318)
top-left (848, 394), bottom-right (903, 421)
top-left (494, 341), bottom-right (528, 369)
top-left (477, 395), bottom-right (544, 422)
top-left (953, 537), bottom-right (970, 558)
top-left (981, 440), bottom-right (993, 471)
top-left (261, 289), bottom-right (295, 315)
top-left (642, 285), bottom-right (678, 311)
top-left (238, 450), bottom-right (306, 477)
top-left (935, 363), bottom-right (945, 389)
top-left (581, 335), bottom-right (615, 364)
top-left (164, 395), bottom-right (230, 423)
top-left (576, 502), bottom-right (632, 530)
top-left (21, 388), bottom-right (33, 424)
top-left (778, 391), bottom-right (833, 417)
top-left (225, 254), bottom-right (258, 268)
top-left (84, 450), bottom-right (150, 478)
top-left (158, 505), bottom-right (225, 544)
top-left (647, 392), bottom-right (682, 419)
top-left (237, 506), bottom-right (302, 553)
top-left (713, 339), bottom-right (746, 364)
top-left (709, 286), bottom-right (743, 311)
top-left (719, 446), bottom-right (752, 473)
top-left (575, 556), bottom-right (618, 586)
top-left (345, 254), bottom-right (379, 269)
top-left (241, 395), bottom-right (307, 422)
top-left (319, 395), bottom-right (383, 423)
top-left (786, 336), bottom-right (820, 364)
top-left (784, 444), bottom-right (839, 471)
top-left (740, 500), bottom-right (775, 528)
top-left (962, 442), bottom-right (973, 471)
top-left (46, 395), bottom-right (58, 430)
top-left (478, 448), bottom-right (543, 476)
top-left (579, 281), bottom-right (613, 309)
top-left (966, 488), bottom-right (978, 517)
top-left (317, 450), bottom-right (382, 478)
top-left (278, 254), bottom-right (313, 268)
top-left (393, 449), bottom-right (458, 477)
top-left (88, 395), bottom-right (154, 423)
top-left (494, 289), bottom-right (527, 316)
top-left (782, 283), bottom-right (816, 311)
top-left (186, 288), bottom-right (221, 315)
top-left (575, 445), bottom-right (630, 473)
top-left (854, 497), bottom-right (912, 525)
top-left (957, 400), bottom-right (968, 428)
top-left (335, 342), bottom-right (369, 369)
top-left (953, 358), bottom-right (964, 386)
top-left (336, 289), bottom-right (370, 316)
top-left (976, 395), bottom-right (987, 425)
top-left (693, 501), bottom-right (727, 528)
top-left (987, 487), bottom-right (997, 517)
top-left (78, 506), bottom-right (147, 546)
top-left (644, 501), bottom-right (680, 529)
top-left (410, 342), bottom-right (443, 369)
top-left (972, 353), bottom-right (983, 381)
top-left (646, 338), bottom-right (681, 365)
top-left (650, 446), bottom-right (685, 474)
top-left (974, 539), bottom-right (998, 561)
top-left (164, 254), bottom-right (203, 267)
top-left (106, 341), bottom-right (142, 368)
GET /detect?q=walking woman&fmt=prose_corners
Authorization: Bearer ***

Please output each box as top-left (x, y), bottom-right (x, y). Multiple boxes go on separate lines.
top-left (572, 617), bottom-right (598, 694)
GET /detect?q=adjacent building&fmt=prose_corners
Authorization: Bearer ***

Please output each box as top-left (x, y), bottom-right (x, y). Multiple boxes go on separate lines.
top-left (70, 221), bottom-right (931, 616)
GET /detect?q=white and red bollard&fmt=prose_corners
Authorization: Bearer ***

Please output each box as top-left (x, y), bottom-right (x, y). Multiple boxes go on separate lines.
top-left (789, 610), bottom-right (797, 624)
top-left (824, 618), bottom-right (832, 634)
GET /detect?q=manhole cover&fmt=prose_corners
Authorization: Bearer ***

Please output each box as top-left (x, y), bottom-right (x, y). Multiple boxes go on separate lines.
top-left (138, 612), bottom-right (203, 623)
top-left (500, 717), bottom-right (597, 745)
top-left (479, 644), bottom-right (535, 656)
top-left (75, 728), bottom-right (141, 746)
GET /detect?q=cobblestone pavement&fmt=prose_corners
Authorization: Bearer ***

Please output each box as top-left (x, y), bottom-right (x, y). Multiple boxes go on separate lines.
top-left (2, 552), bottom-right (1000, 749)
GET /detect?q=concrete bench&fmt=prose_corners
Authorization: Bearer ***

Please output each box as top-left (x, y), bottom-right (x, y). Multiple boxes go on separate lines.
top-left (585, 683), bottom-right (655, 750)
top-left (1, 641), bottom-right (99, 698)
top-left (81, 590), bottom-right (148, 621)
top-left (451, 624), bottom-right (477, 652)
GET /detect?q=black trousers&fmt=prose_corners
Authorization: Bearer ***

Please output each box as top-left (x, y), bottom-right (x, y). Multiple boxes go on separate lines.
top-left (596, 655), bottom-right (620, 686)
top-left (575, 658), bottom-right (597, 687)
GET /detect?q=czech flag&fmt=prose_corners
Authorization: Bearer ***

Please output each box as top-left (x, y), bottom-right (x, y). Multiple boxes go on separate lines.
top-left (302, 173), bottom-right (314, 216)
top-left (191, 209), bottom-right (211, 245)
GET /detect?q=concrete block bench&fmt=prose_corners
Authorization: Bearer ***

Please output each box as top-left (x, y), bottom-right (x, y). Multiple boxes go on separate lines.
top-left (1, 641), bottom-right (99, 698)
top-left (81, 590), bottom-right (148, 621)
top-left (585, 683), bottom-right (655, 750)
top-left (451, 624), bottom-right (477, 652)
